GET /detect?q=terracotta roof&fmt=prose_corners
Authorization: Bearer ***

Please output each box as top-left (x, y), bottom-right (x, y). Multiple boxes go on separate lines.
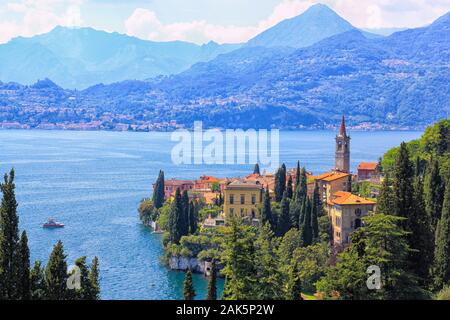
top-left (165, 179), bottom-right (194, 186)
top-left (198, 175), bottom-right (220, 183)
top-left (312, 171), bottom-right (350, 182)
top-left (358, 162), bottom-right (378, 171)
top-left (331, 192), bottom-right (376, 205)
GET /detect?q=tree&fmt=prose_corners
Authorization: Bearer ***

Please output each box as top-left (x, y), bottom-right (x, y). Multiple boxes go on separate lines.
top-left (253, 163), bottom-right (261, 175)
top-left (169, 188), bottom-right (183, 244)
top-left (206, 260), bottom-right (217, 300)
top-left (376, 174), bottom-right (395, 215)
top-left (286, 261), bottom-right (303, 300)
top-left (73, 256), bottom-right (93, 300)
top-left (274, 164), bottom-right (286, 202)
top-left (18, 231), bottom-right (30, 300)
top-left (89, 257), bottom-right (100, 300)
top-left (407, 177), bottom-right (434, 286)
top-left (254, 223), bottom-right (283, 299)
top-left (295, 161), bottom-right (301, 189)
top-left (30, 261), bottom-right (46, 300)
top-left (286, 175), bottom-right (293, 199)
top-left (152, 170), bottom-right (165, 209)
top-left (295, 167), bottom-right (308, 201)
top-left (392, 143), bottom-right (415, 222)
top-left (188, 201), bottom-right (198, 234)
top-left (0, 168), bottom-right (20, 299)
top-left (221, 217), bottom-right (256, 300)
top-left (183, 270), bottom-right (196, 300)
top-left (425, 159), bottom-right (444, 230)
top-left (181, 190), bottom-right (190, 236)
top-left (276, 192), bottom-right (291, 237)
top-left (289, 198), bottom-right (301, 229)
top-left (45, 240), bottom-right (68, 300)
top-left (434, 184), bottom-right (450, 290)
top-left (311, 198), bottom-right (319, 243)
top-left (300, 198), bottom-right (313, 246)
top-left (260, 188), bottom-right (274, 231)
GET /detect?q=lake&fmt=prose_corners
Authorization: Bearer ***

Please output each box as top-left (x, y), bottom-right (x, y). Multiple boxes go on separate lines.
top-left (0, 129), bottom-right (422, 299)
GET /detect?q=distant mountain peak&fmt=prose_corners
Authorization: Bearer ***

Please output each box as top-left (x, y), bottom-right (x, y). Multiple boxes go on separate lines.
top-left (246, 3), bottom-right (355, 49)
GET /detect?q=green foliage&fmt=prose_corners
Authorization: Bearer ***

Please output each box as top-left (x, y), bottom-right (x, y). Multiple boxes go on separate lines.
top-left (260, 188), bottom-right (275, 231)
top-left (183, 270), bottom-right (196, 300)
top-left (156, 203), bottom-right (171, 231)
top-left (45, 240), bottom-right (68, 300)
top-left (152, 170), bottom-right (165, 209)
top-left (435, 286), bottom-right (450, 300)
top-left (292, 243), bottom-right (329, 293)
top-left (318, 216), bottom-right (331, 244)
top-left (206, 260), bottom-right (217, 300)
top-left (221, 217), bottom-right (257, 300)
top-left (424, 158), bottom-right (445, 230)
top-left (276, 192), bottom-right (291, 237)
top-left (30, 261), bottom-right (46, 300)
top-left (300, 198), bottom-right (313, 246)
top-left (0, 168), bottom-right (20, 299)
top-left (286, 175), bottom-right (293, 199)
top-left (274, 164), bottom-right (287, 202)
top-left (211, 182), bottom-right (221, 193)
top-left (18, 231), bottom-right (31, 300)
top-left (138, 198), bottom-right (157, 224)
top-left (433, 183), bottom-right (450, 290)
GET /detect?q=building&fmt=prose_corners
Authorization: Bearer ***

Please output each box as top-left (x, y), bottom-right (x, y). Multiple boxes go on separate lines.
top-left (194, 175), bottom-right (220, 191)
top-left (357, 162), bottom-right (379, 180)
top-left (335, 114), bottom-right (350, 173)
top-left (312, 171), bottom-right (352, 204)
top-left (223, 180), bottom-right (263, 219)
top-left (160, 179), bottom-right (194, 199)
top-left (328, 191), bottom-right (376, 246)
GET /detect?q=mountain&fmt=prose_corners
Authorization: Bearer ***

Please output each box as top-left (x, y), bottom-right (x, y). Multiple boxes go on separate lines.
top-left (0, 27), bottom-right (241, 89)
top-left (246, 4), bottom-right (356, 48)
top-left (0, 9), bottom-right (448, 131)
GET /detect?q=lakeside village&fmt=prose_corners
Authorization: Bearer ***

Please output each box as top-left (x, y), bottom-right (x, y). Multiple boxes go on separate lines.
top-left (139, 117), bottom-right (450, 300)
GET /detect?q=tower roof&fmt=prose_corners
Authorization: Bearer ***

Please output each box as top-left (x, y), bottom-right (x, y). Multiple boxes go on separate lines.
top-left (340, 114), bottom-right (347, 136)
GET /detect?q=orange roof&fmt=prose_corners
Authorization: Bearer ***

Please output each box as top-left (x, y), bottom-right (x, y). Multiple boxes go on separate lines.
top-left (312, 171), bottom-right (350, 182)
top-left (331, 192), bottom-right (376, 205)
top-left (198, 175), bottom-right (220, 183)
top-left (358, 162), bottom-right (378, 171)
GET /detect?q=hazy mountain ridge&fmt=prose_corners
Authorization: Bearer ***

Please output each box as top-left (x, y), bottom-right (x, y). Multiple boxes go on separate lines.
top-left (0, 6), bottom-right (448, 130)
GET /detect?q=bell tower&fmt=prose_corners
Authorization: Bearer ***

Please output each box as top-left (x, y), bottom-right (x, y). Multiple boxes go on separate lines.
top-left (335, 114), bottom-right (350, 173)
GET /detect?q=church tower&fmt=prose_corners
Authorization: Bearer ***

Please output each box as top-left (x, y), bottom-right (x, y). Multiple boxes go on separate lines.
top-left (335, 114), bottom-right (350, 173)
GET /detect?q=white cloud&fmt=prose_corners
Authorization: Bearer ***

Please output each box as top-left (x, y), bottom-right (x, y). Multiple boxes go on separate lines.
top-left (125, 0), bottom-right (316, 44)
top-left (125, 0), bottom-right (450, 44)
top-left (0, 0), bottom-right (84, 44)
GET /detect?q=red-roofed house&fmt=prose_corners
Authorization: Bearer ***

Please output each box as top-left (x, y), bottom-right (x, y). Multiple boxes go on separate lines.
top-left (357, 162), bottom-right (379, 180)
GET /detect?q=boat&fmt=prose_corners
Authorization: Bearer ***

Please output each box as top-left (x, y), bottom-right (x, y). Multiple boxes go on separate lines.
top-left (43, 218), bottom-right (65, 229)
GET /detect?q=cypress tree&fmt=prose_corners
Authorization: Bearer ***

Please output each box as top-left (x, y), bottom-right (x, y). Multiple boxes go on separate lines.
top-left (188, 201), bottom-right (198, 234)
top-left (18, 231), bottom-right (31, 300)
top-left (30, 261), bottom-right (46, 300)
top-left (260, 188), bottom-right (274, 231)
top-left (295, 161), bottom-right (301, 189)
top-left (253, 163), bottom-right (261, 175)
top-left (181, 190), bottom-right (190, 236)
top-left (286, 175), bottom-right (293, 199)
top-left (89, 257), bottom-right (100, 300)
top-left (73, 256), bottom-right (92, 300)
top-left (0, 168), bottom-right (20, 299)
top-left (206, 260), bottom-right (217, 300)
top-left (311, 198), bottom-right (319, 243)
top-left (376, 174), bottom-right (395, 215)
top-left (183, 270), bottom-right (196, 300)
top-left (274, 165), bottom-right (286, 202)
top-left (289, 198), bottom-right (301, 229)
top-left (286, 261), bottom-right (303, 300)
top-left (424, 159), bottom-right (444, 230)
top-left (295, 167), bottom-right (308, 201)
top-left (169, 188), bottom-right (183, 244)
top-left (45, 240), bottom-right (68, 300)
top-left (392, 143), bottom-right (415, 223)
top-left (301, 198), bottom-right (313, 246)
top-left (276, 192), bottom-right (291, 237)
top-left (152, 170), bottom-right (165, 209)
top-left (407, 177), bottom-right (434, 285)
top-left (434, 184), bottom-right (450, 289)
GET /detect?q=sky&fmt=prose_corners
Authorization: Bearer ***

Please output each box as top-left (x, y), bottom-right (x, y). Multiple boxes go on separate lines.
top-left (0, 0), bottom-right (449, 44)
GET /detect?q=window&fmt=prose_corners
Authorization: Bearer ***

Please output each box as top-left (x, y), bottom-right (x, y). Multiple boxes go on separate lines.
top-left (241, 194), bottom-right (245, 205)
top-left (240, 208), bottom-right (245, 216)
top-left (354, 218), bottom-right (362, 230)
top-left (251, 194), bottom-right (256, 205)
top-left (229, 194), bottom-right (234, 204)
top-left (355, 208), bottom-right (362, 217)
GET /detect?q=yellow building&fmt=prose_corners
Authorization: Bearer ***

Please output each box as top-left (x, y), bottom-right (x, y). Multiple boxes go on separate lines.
top-left (328, 191), bottom-right (376, 247)
top-left (224, 180), bottom-right (263, 219)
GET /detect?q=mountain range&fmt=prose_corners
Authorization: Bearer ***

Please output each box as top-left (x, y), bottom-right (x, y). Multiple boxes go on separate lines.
top-left (0, 4), bottom-right (449, 130)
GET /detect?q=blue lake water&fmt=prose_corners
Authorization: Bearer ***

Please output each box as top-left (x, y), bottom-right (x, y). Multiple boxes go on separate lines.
top-left (0, 129), bottom-right (422, 299)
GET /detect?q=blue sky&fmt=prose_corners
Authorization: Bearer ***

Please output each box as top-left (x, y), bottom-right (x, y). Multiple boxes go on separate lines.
top-left (0, 0), bottom-right (449, 44)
